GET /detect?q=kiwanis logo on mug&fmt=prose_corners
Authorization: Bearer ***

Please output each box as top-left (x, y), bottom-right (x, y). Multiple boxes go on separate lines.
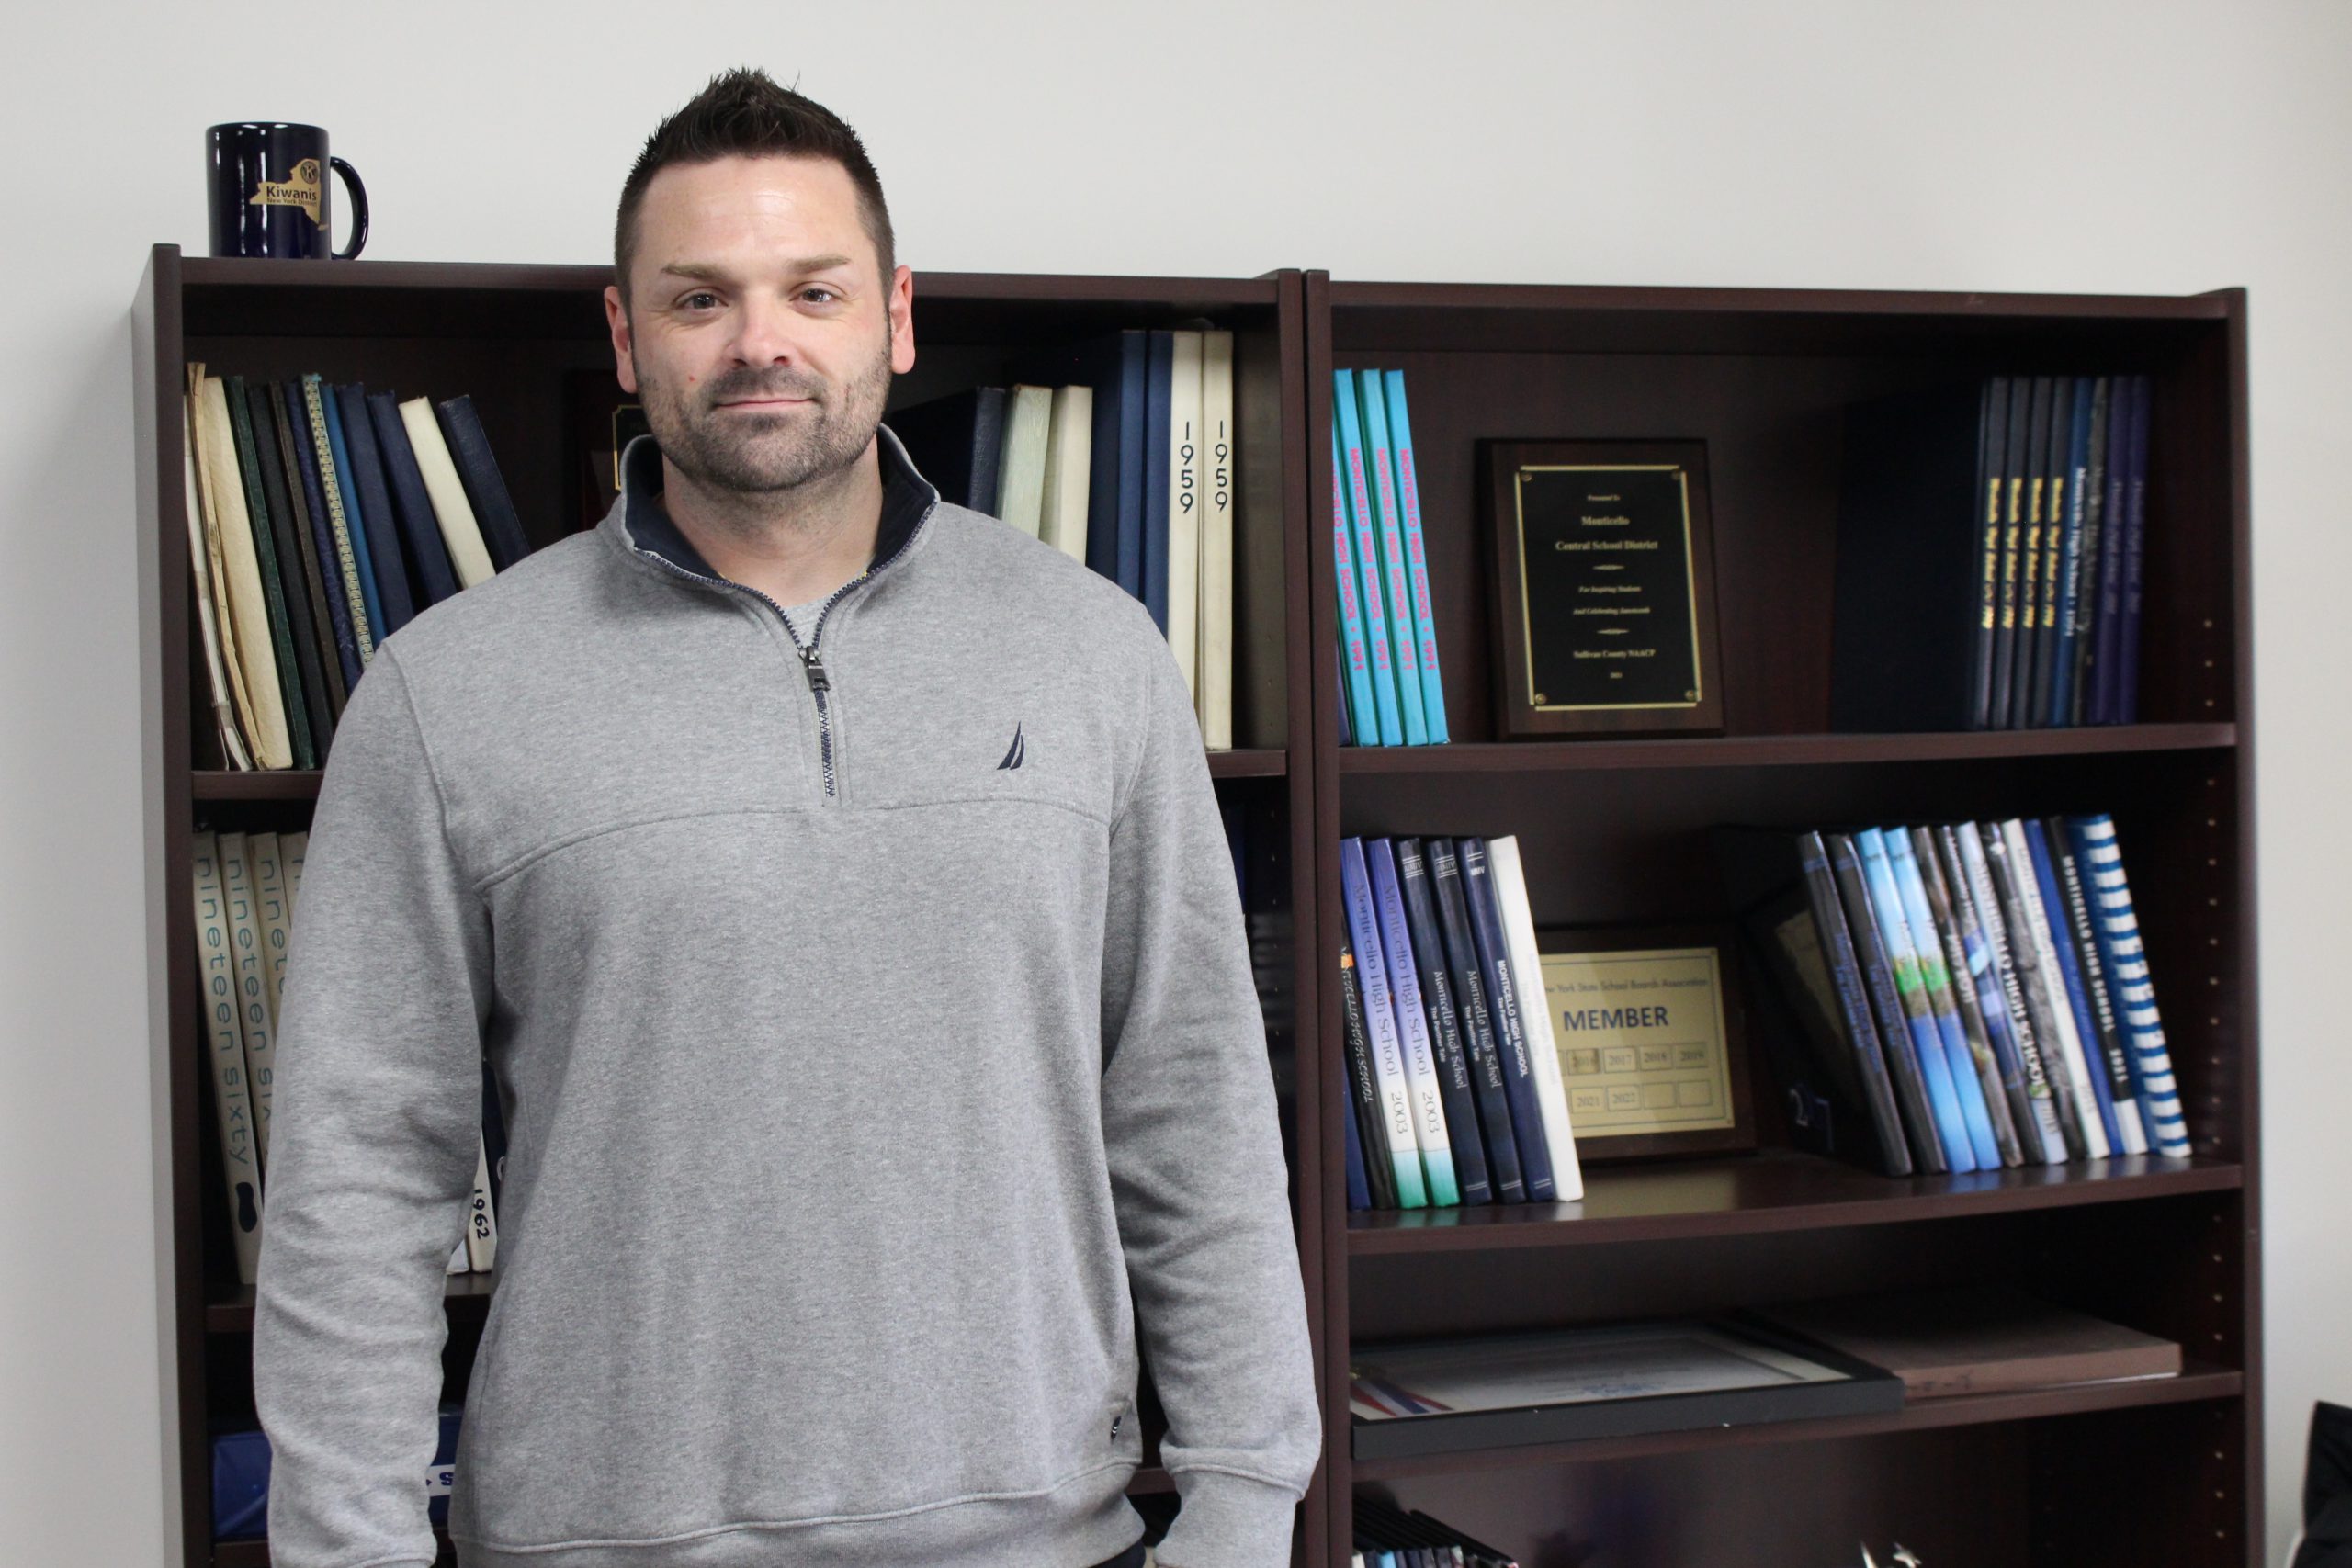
top-left (248, 157), bottom-right (323, 224)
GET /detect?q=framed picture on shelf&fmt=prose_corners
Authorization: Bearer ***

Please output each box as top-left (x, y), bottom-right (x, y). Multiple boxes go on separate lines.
top-left (1478, 438), bottom-right (1724, 739)
top-left (1534, 923), bottom-right (1757, 1162)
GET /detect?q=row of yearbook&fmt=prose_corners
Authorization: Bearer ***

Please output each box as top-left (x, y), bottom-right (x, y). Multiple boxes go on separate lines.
top-left (1716, 813), bottom-right (2190, 1180)
top-left (1334, 367), bottom-right (1453, 747)
top-left (192, 827), bottom-right (503, 1286)
top-left (1354, 1494), bottom-right (1519, 1568)
top-left (887, 326), bottom-right (1238, 748)
top-left (183, 363), bottom-right (528, 772)
top-left (1340, 835), bottom-right (1584, 1213)
top-left (1834, 373), bottom-right (2154, 735)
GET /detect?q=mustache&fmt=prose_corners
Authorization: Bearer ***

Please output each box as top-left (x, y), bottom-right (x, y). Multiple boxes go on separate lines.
top-left (706, 369), bottom-right (826, 405)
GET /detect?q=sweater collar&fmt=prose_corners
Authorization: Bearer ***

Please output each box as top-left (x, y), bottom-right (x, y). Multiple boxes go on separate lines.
top-left (614, 422), bottom-right (939, 583)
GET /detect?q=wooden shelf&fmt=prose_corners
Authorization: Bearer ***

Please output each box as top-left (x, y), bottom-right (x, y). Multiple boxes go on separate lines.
top-left (1348, 1361), bottom-right (2243, 1480)
top-left (1336, 723), bottom-right (2235, 775)
top-left (1344, 1151), bottom-right (2243, 1255)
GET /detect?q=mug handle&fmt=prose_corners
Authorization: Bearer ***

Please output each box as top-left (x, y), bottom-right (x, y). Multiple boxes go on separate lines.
top-left (331, 156), bottom-right (368, 259)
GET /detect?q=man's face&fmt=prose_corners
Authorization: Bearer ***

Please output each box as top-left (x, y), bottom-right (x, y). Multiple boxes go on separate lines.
top-left (605, 154), bottom-right (915, 500)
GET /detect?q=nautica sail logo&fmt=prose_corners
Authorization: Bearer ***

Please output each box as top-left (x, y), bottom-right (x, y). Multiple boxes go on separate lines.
top-left (996, 722), bottom-right (1026, 771)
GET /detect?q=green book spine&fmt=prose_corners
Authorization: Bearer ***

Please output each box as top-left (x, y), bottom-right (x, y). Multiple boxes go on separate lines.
top-left (221, 377), bottom-right (316, 770)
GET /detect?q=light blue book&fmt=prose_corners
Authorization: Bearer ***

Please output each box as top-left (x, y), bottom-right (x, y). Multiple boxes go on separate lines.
top-left (2068, 814), bottom-right (2190, 1157)
top-left (316, 377), bottom-right (387, 649)
top-left (1355, 370), bottom-right (1429, 745)
top-left (1856, 828), bottom-right (1978, 1172)
top-left (1329, 423), bottom-right (1380, 746)
top-left (1340, 837), bottom-right (1428, 1206)
top-left (1383, 369), bottom-right (1449, 743)
top-left (1886, 828), bottom-right (2007, 1168)
top-left (1333, 371), bottom-right (1404, 746)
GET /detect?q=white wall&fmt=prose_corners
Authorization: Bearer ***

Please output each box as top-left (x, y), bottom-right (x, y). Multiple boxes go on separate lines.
top-left (3, 2), bottom-right (2343, 1560)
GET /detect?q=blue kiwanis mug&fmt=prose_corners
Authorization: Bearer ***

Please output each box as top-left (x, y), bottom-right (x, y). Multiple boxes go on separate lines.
top-left (207, 122), bottom-right (368, 259)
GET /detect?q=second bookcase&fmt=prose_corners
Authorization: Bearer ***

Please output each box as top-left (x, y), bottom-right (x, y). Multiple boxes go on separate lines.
top-left (1304, 274), bottom-right (2258, 1567)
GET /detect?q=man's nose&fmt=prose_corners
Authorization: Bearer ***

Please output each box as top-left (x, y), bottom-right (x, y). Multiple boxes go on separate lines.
top-left (729, 291), bottom-right (807, 368)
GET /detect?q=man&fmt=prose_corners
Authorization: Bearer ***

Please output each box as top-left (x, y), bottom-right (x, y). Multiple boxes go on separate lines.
top-left (253, 68), bottom-right (1319, 1568)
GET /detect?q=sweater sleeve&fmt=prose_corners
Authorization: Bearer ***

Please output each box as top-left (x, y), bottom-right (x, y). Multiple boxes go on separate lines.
top-left (1099, 649), bottom-right (1322, 1568)
top-left (252, 643), bottom-right (491, 1568)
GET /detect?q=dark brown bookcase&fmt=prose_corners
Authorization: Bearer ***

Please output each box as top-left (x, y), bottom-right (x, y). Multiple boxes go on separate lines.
top-left (1305, 274), bottom-right (2259, 1565)
top-left (134, 247), bottom-right (2259, 1567)
top-left (132, 247), bottom-right (1322, 1567)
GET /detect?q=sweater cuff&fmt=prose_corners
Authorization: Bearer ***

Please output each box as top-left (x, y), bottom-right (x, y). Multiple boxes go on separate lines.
top-left (1157, 1469), bottom-right (1301, 1568)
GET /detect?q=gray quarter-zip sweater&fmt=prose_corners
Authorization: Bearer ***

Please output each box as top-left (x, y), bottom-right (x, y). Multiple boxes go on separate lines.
top-left (251, 427), bottom-right (1319, 1568)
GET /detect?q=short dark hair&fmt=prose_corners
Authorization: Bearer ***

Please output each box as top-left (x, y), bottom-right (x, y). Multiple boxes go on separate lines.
top-left (615, 68), bottom-right (895, 303)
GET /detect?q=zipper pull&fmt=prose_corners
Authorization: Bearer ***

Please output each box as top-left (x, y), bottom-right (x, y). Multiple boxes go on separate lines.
top-left (801, 646), bottom-right (831, 694)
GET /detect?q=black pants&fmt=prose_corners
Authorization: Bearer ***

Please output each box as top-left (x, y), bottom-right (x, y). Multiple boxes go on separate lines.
top-left (1090, 1542), bottom-right (1147, 1568)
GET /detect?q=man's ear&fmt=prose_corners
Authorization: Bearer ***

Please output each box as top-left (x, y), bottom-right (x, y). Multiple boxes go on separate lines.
top-left (604, 284), bottom-right (640, 394)
top-left (888, 265), bottom-right (917, 376)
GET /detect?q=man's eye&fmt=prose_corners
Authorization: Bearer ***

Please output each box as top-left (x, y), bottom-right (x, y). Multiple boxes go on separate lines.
top-left (682, 291), bottom-right (720, 310)
top-left (800, 288), bottom-right (838, 304)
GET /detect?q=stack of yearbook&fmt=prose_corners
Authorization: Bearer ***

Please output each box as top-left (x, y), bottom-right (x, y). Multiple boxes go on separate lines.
top-left (1831, 374), bottom-right (2154, 732)
top-left (1340, 834), bottom-right (1582, 1211)
top-left (886, 326), bottom-right (1238, 748)
top-left (1333, 368), bottom-right (1450, 747)
top-left (192, 827), bottom-right (503, 1286)
top-left (1715, 812), bottom-right (2190, 1179)
top-left (184, 364), bottom-right (529, 771)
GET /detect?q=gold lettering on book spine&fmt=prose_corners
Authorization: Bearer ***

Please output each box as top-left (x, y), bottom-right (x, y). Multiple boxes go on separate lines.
top-left (1983, 479), bottom-right (2001, 630)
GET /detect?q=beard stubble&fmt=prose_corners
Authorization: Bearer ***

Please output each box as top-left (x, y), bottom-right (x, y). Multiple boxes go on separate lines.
top-left (636, 324), bottom-right (896, 501)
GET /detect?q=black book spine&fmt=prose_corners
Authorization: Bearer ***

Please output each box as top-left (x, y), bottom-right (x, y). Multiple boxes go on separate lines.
top-left (2067, 378), bottom-right (2112, 726)
top-left (968, 387), bottom-right (1007, 520)
top-left (435, 394), bottom-right (531, 571)
top-left (1427, 839), bottom-right (1526, 1203)
top-left (367, 390), bottom-right (461, 607)
top-left (1826, 831), bottom-right (1946, 1174)
top-left (481, 1056), bottom-right (508, 1214)
top-left (2006, 377), bottom-right (2054, 728)
top-left (2031, 377), bottom-right (2079, 725)
top-left (222, 377), bottom-right (319, 770)
top-left (1456, 838), bottom-right (1555, 1202)
top-left (1980, 824), bottom-right (2087, 1159)
top-left (1339, 929), bottom-right (1397, 1211)
top-left (1989, 378), bottom-right (2033, 729)
top-left (1796, 830), bottom-right (1912, 1176)
top-left (2015, 377), bottom-right (2066, 727)
top-left (1968, 378), bottom-right (2008, 729)
top-left (333, 383), bottom-right (417, 635)
top-left (2116, 375), bottom-right (2152, 722)
top-left (1396, 838), bottom-right (1493, 1203)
